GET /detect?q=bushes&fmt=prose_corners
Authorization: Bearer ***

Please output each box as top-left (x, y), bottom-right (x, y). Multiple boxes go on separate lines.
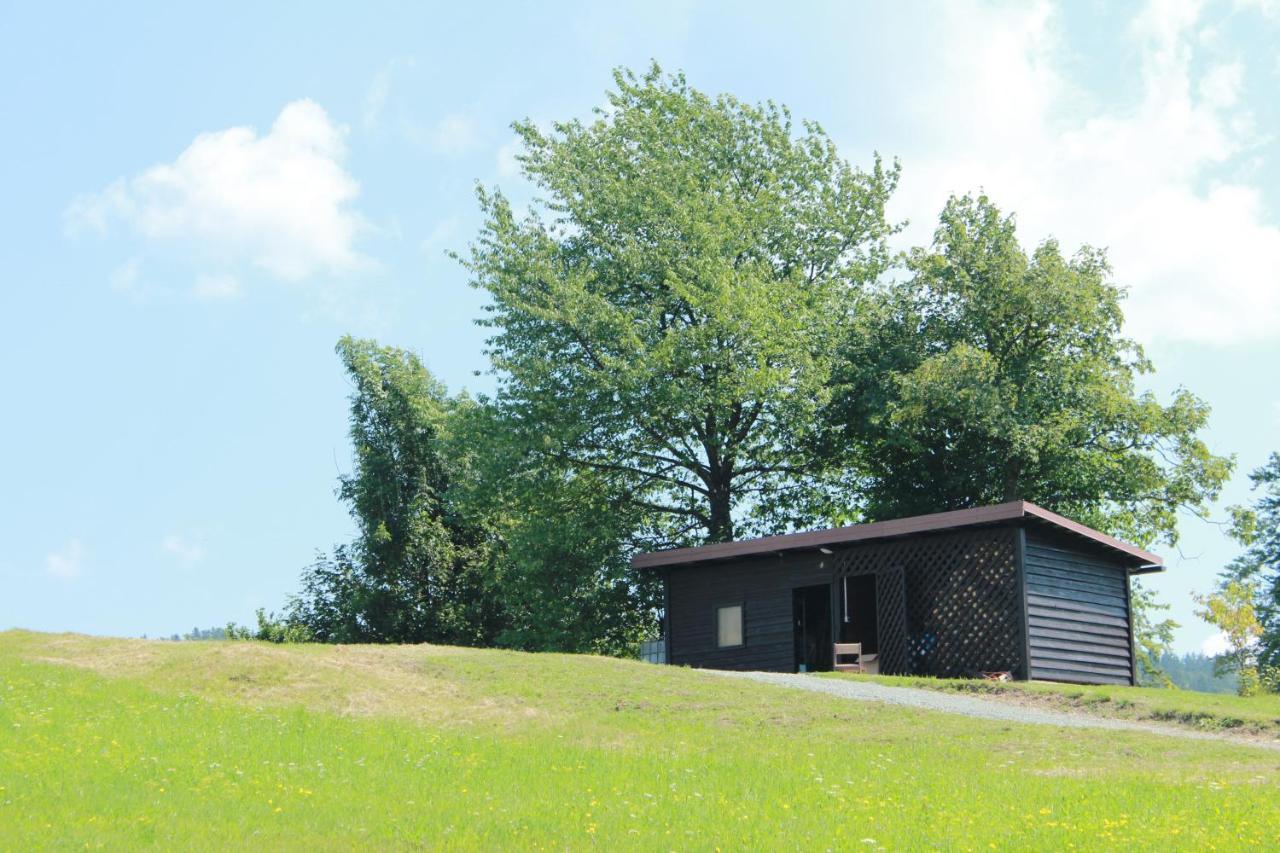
top-left (224, 609), bottom-right (313, 644)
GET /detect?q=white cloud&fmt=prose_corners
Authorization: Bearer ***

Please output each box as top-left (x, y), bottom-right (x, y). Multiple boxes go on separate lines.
top-left (161, 534), bottom-right (206, 568)
top-left (45, 539), bottom-right (86, 580)
top-left (888, 0), bottom-right (1280, 347)
top-left (1197, 61), bottom-right (1244, 108)
top-left (66, 99), bottom-right (367, 282)
top-left (1200, 631), bottom-right (1229, 656)
top-left (192, 273), bottom-right (242, 302)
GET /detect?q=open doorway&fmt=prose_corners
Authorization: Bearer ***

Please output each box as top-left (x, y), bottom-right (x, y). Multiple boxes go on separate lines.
top-left (839, 574), bottom-right (879, 655)
top-left (792, 584), bottom-right (832, 672)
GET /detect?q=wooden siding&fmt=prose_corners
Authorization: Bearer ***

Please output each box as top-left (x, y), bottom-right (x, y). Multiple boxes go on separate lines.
top-left (1024, 531), bottom-right (1134, 685)
top-left (667, 524), bottom-right (1138, 683)
top-left (667, 551), bottom-right (831, 671)
top-left (668, 526), bottom-right (1022, 676)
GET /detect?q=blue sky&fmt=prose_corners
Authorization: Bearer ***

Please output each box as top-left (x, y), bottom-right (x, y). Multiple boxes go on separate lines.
top-left (2, 0), bottom-right (1277, 653)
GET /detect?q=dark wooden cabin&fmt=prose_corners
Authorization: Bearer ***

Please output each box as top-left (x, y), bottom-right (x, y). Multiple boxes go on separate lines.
top-left (633, 501), bottom-right (1163, 686)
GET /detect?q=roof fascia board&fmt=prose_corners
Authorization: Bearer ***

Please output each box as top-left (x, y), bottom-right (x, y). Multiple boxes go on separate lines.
top-left (632, 500), bottom-right (1163, 570)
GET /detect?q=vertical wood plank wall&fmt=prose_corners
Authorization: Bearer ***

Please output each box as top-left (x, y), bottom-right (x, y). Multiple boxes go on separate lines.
top-left (1023, 530), bottom-right (1135, 685)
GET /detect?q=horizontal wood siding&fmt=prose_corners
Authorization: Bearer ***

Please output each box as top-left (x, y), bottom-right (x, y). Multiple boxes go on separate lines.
top-left (667, 551), bottom-right (832, 671)
top-left (1024, 531), bottom-right (1134, 685)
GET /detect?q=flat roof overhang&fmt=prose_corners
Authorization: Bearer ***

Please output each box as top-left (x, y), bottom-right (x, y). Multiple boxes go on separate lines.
top-left (631, 500), bottom-right (1163, 573)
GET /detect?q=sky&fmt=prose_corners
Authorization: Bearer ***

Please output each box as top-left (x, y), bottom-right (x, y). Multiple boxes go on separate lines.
top-left (1, 0), bottom-right (1277, 653)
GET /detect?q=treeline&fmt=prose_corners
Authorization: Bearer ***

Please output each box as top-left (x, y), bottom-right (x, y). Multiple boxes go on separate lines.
top-left (242, 66), bottom-right (1254, 676)
top-left (1146, 652), bottom-right (1239, 694)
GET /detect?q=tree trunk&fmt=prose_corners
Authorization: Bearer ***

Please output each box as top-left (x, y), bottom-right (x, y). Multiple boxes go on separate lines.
top-left (1002, 460), bottom-right (1022, 503)
top-left (707, 481), bottom-right (734, 543)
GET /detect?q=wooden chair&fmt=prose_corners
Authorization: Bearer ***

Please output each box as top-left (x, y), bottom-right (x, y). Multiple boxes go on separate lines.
top-left (834, 643), bottom-right (880, 674)
top-left (833, 643), bottom-right (863, 672)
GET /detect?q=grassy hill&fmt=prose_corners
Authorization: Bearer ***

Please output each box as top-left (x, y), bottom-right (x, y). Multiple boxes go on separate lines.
top-left (2, 631), bottom-right (1278, 849)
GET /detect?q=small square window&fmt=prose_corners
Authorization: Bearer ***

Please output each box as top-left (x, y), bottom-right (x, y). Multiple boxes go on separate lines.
top-left (716, 604), bottom-right (743, 648)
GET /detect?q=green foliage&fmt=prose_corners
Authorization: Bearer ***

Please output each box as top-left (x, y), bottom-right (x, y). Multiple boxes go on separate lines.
top-left (287, 338), bottom-right (505, 646)
top-left (1194, 580), bottom-right (1268, 696)
top-left (284, 548), bottom-right (367, 643)
top-left (463, 64), bottom-right (899, 544)
top-left (336, 336), bottom-right (505, 644)
top-left (1222, 453), bottom-right (1280, 671)
top-left (446, 399), bottom-right (660, 654)
top-left (223, 621), bottom-right (251, 641)
top-left (223, 609), bottom-right (312, 644)
top-left (490, 468), bottom-right (658, 654)
top-left (1200, 453), bottom-right (1280, 695)
top-left (254, 609), bottom-right (313, 644)
top-left (828, 194), bottom-right (1232, 549)
top-left (1130, 580), bottom-right (1179, 687)
top-left (283, 337), bottom-right (656, 655)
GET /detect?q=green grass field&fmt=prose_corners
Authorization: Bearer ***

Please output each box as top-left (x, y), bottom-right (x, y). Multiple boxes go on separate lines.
top-left (2, 630), bottom-right (1278, 849)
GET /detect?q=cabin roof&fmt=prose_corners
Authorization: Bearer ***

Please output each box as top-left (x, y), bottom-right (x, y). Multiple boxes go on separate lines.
top-left (631, 501), bottom-right (1163, 572)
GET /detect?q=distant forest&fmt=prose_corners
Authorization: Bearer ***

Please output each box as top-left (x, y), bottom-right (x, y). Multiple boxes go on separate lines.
top-left (1146, 652), bottom-right (1238, 694)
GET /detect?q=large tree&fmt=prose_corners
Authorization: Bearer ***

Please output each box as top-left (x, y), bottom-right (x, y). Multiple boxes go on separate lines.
top-left (827, 194), bottom-right (1231, 549)
top-left (463, 65), bottom-right (898, 544)
top-left (288, 337), bottom-right (504, 645)
top-left (444, 400), bottom-right (660, 654)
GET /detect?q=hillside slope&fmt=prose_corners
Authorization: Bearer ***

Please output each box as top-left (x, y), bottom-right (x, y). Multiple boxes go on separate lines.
top-left (2, 631), bottom-right (1277, 849)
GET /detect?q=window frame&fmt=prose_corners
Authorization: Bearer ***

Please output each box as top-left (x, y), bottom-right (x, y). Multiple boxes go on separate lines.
top-left (714, 601), bottom-right (746, 649)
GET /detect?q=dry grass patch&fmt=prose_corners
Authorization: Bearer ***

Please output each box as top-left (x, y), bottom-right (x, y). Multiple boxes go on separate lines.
top-left (6, 631), bottom-right (541, 729)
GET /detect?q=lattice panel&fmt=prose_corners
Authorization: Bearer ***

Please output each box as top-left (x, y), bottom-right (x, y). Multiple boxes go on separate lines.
top-left (833, 528), bottom-right (1021, 678)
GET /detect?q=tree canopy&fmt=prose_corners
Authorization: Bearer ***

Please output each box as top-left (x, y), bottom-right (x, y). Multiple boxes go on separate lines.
top-left (826, 194), bottom-right (1232, 549)
top-left (265, 69), bottom-right (1235, 667)
top-left (285, 337), bottom-right (656, 654)
top-left (287, 337), bottom-right (503, 645)
top-left (444, 399), bottom-right (659, 654)
top-left (463, 65), bottom-right (899, 544)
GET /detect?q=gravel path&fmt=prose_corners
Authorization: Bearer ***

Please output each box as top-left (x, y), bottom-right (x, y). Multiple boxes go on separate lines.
top-left (708, 669), bottom-right (1280, 751)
